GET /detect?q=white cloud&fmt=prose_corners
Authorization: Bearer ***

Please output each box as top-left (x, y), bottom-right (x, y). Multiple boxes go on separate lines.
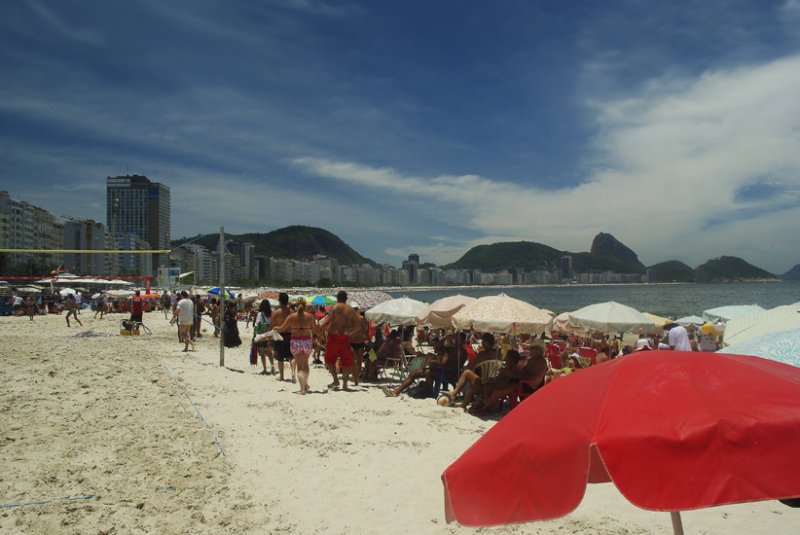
top-left (293, 54), bottom-right (800, 273)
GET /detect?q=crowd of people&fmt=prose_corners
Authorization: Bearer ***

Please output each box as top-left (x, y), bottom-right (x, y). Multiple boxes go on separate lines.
top-left (3, 286), bottom-right (728, 414)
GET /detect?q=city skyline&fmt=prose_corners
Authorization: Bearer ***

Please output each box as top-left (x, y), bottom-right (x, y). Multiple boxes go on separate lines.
top-left (2, 1), bottom-right (800, 273)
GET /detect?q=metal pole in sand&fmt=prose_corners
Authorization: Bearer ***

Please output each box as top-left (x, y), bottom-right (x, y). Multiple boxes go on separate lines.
top-left (219, 226), bottom-right (225, 367)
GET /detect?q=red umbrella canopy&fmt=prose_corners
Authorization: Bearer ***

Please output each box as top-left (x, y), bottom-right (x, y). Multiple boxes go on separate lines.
top-left (442, 350), bottom-right (800, 527)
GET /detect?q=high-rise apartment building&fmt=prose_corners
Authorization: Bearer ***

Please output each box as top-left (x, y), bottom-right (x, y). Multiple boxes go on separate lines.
top-left (106, 175), bottom-right (170, 274)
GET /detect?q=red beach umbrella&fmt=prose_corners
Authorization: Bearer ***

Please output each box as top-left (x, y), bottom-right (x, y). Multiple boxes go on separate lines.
top-left (441, 350), bottom-right (800, 533)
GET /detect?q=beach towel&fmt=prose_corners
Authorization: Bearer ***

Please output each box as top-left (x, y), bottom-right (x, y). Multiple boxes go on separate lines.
top-left (249, 341), bottom-right (258, 366)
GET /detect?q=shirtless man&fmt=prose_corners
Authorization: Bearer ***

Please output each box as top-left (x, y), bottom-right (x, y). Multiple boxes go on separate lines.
top-left (64, 294), bottom-right (82, 327)
top-left (270, 293), bottom-right (296, 382)
top-left (319, 290), bottom-right (360, 391)
top-left (273, 297), bottom-right (319, 394)
top-left (348, 310), bottom-right (369, 386)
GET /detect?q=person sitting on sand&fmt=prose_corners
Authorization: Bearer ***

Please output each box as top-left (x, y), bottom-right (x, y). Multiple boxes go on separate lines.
top-left (366, 329), bottom-right (402, 381)
top-left (382, 339), bottom-right (457, 398)
top-left (273, 297), bottom-right (319, 395)
top-left (442, 333), bottom-right (499, 407)
top-left (471, 347), bottom-right (548, 413)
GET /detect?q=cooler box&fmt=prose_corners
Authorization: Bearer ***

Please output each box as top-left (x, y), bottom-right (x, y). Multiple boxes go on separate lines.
top-left (120, 320), bottom-right (140, 336)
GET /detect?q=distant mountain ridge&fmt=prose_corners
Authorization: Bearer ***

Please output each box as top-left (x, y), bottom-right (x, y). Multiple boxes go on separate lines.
top-left (781, 264), bottom-right (800, 281)
top-left (173, 228), bottom-right (781, 283)
top-left (172, 226), bottom-right (375, 266)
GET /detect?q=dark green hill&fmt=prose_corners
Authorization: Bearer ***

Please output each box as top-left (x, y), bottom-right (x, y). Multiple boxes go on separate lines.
top-left (590, 232), bottom-right (644, 270)
top-left (172, 226), bottom-right (374, 266)
top-left (647, 260), bottom-right (695, 282)
top-left (442, 241), bottom-right (563, 271)
top-left (694, 256), bottom-right (775, 282)
top-left (571, 252), bottom-right (644, 274)
top-left (781, 264), bottom-right (800, 281)
top-left (443, 241), bottom-right (644, 274)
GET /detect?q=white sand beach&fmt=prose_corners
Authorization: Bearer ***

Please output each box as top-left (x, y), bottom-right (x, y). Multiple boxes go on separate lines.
top-left (1, 311), bottom-right (796, 534)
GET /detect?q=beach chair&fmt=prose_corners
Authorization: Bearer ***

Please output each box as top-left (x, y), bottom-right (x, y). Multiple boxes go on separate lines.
top-left (474, 359), bottom-right (503, 382)
top-left (579, 347), bottom-right (597, 366)
top-left (546, 344), bottom-right (563, 370)
top-left (405, 355), bottom-right (426, 376)
top-left (508, 377), bottom-right (544, 410)
top-left (381, 345), bottom-right (408, 380)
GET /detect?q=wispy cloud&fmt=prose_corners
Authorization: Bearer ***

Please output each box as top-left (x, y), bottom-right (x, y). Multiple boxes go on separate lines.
top-left (293, 53), bottom-right (800, 271)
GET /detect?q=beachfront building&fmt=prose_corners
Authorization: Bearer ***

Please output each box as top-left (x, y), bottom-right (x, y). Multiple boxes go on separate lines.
top-left (106, 175), bottom-right (171, 276)
top-left (0, 191), bottom-right (64, 268)
top-left (560, 255), bottom-right (573, 280)
top-left (62, 219), bottom-right (113, 275)
top-left (115, 232), bottom-right (153, 275)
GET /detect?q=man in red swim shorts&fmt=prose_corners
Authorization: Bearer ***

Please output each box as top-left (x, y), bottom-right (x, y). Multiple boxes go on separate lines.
top-left (320, 290), bottom-right (360, 391)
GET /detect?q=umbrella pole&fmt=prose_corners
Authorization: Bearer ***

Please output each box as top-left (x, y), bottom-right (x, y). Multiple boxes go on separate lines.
top-left (218, 226), bottom-right (225, 368)
top-left (670, 511), bottom-right (684, 535)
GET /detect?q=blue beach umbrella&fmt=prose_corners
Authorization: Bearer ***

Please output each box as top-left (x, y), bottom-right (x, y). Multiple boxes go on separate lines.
top-left (307, 295), bottom-right (336, 306)
top-left (207, 287), bottom-right (235, 299)
top-left (720, 327), bottom-right (800, 368)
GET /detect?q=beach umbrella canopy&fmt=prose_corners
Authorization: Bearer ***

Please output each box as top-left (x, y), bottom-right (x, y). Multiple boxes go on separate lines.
top-left (451, 294), bottom-right (552, 335)
top-left (106, 289), bottom-right (135, 298)
top-left (722, 304), bottom-right (800, 347)
top-left (415, 294), bottom-right (476, 327)
top-left (442, 350), bottom-right (800, 533)
top-left (306, 294), bottom-right (336, 306)
top-left (568, 301), bottom-right (656, 334)
top-left (702, 304), bottom-right (765, 323)
top-left (721, 328), bottom-right (800, 368)
top-left (675, 315), bottom-right (705, 328)
top-left (348, 290), bottom-right (393, 311)
top-left (57, 288), bottom-right (76, 296)
top-left (206, 287), bottom-right (235, 299)
top-left (364, 296), bottom-right (428, 326)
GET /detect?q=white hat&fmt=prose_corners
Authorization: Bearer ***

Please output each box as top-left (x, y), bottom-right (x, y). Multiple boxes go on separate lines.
top-left (635, 338), bottom-right (652, 351)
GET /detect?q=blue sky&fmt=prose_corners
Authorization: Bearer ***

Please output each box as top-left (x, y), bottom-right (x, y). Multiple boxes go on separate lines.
top-left (2, 0), bottom-right (800, 274)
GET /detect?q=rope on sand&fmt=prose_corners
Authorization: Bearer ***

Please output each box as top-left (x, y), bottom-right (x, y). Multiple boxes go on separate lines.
top-left (0, 495), bottom-right (95, 509)
top-left (142, 345), bottom-right (233, 470)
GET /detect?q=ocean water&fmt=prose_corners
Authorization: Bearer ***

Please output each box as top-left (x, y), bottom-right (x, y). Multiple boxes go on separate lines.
top-left (388, 281), bottom-right (800, 319)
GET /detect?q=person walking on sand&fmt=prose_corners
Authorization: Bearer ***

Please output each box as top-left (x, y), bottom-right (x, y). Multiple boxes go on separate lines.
top-left (171, 291), bottom-right (196, 352)
top-left (349, 309), bottom-right (369, 386)
top-left (319, 290), bottom-right (359, 391)
top-left (273, 297), bottom-right (318, 395)
top-left (270, 293), bottom-right (295, 382)
top-left (65, 294), bottom-right (82, 327)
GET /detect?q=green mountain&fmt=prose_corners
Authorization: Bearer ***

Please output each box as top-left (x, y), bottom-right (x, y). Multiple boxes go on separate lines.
top-left (442, 241), bottom-right (563, 272)
top-left (172, 226), bottom-right (375, 266)
top-left (442, 240), bottom-right (644, 274)
top-left (694, 256), bottom-right (775, 282)
top-left (590, 232), bottom-right (644, 270)
top-left (647, 260), bottom-right (695, 282)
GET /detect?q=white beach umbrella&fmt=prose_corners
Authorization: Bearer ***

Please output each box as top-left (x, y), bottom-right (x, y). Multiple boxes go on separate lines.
top-left (568, 301), bottom-right (656, 334)
top-left (676, 315), bottom-right (705, 328)
top-left (415, 294), bottom-right (476, 327)
top-left (58, 288), bottom-right (76, 296)
top-left (722, 304), bottom-right (800, 347)
top-left (702, 304), bottom-right (765, 323)
top-left (451, 293), bottom-right (552, 335)
top-left (365, 296), bottom-right (428, 326)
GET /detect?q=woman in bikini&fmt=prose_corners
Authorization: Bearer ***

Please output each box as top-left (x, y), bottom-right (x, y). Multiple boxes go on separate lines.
top-left (273, 297), bottom-right (318, 395)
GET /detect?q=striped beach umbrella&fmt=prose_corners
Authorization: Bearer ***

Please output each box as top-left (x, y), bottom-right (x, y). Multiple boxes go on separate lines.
top-left (722, 304), bottom-right (800, 347)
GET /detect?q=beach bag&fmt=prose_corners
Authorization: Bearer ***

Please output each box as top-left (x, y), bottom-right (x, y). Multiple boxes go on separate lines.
top-left (254, 313), bottom-right (270, 335)
top-left (407, 381), bottom-right (433, 399)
